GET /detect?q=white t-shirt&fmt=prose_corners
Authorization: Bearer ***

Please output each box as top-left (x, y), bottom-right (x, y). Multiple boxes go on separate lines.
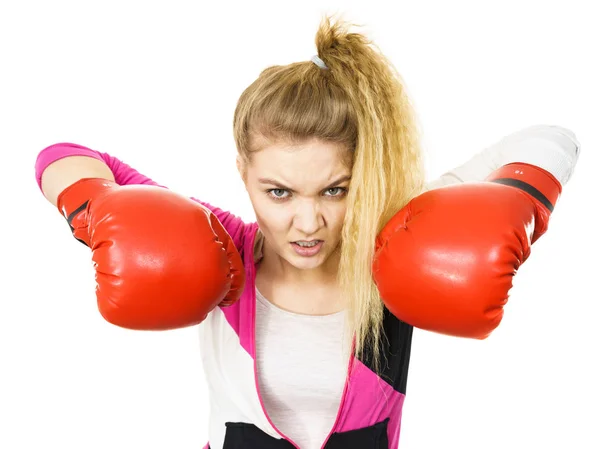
top-left (255, 287), bottom-right (349, 449)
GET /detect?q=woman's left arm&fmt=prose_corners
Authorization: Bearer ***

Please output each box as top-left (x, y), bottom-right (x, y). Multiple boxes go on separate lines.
top-left (423, 124), bottom-right (580, 191)
top-left (374, 124), bottom-right (581, 339)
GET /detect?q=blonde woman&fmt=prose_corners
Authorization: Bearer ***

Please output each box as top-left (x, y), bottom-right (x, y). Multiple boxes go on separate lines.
top-left (36, 16), bottom-right (579, 449)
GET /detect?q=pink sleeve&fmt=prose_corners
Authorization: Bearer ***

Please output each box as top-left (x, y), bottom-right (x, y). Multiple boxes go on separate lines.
top-left (35, 142), bottom-right (251, 252)
top-left (35, 142), bottom-right (167, 189)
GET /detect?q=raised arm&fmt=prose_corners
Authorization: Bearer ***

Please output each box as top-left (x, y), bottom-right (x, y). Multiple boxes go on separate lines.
top-left (34, 142), bottom-right (247, 330)
top-left (35, 142), bottom-right (251, 250)
top-left (423, 125), bottom-right (580, 191)
top-left (374, 124), bottom-right (580, 339)
top-left (36, 142), bottom-right (167, 207)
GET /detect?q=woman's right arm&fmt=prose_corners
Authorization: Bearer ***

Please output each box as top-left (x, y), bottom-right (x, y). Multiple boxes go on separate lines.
top-left (35, 142), bottom-right (248, 328)
top-left (40, 155), bottom-right (115, 207)
top-left (35, 142), bottom-right (167, 208)
top-left (38, 146), bottom-right (246, 330)
top-left (35, 142), bottom-right (251, 251)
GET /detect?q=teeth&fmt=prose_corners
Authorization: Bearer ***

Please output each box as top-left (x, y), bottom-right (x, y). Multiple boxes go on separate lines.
top-left (296, 241), bottom-right (319, 247)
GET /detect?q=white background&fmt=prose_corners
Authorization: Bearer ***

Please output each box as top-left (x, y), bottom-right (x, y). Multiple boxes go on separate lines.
top-left (1, 1), bottom-right (598, 448)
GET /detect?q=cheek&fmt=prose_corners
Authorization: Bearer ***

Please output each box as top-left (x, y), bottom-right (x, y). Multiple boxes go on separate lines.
top-left (249, 194), bottom-right (291, 235)
top-left (331, 204), bottom-right (348, 230)
top-left (256, 212), bottom-right (289, 235)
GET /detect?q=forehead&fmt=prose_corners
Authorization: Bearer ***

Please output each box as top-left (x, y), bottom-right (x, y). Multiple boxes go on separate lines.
top-left (249, 140), bottom-right (351, 182)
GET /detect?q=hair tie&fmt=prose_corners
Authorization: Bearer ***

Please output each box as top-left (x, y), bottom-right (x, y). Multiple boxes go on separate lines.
top-left (311, 55), bottom-right (328, 70)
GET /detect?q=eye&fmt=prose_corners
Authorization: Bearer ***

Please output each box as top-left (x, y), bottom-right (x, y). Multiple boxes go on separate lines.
top-left (266, 189), bottom-right (290, 201)
top-left (325, 187), bottom-right (347, 197)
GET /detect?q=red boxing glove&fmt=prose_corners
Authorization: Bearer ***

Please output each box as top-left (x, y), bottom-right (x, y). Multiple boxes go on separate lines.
top-left (372, 162), bottom-right (561, 339)
top-left (57, 178), bottom-right (245, 330)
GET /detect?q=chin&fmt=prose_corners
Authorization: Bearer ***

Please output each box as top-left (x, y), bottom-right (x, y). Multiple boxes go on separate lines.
top-left (290, 257), bottom-right (325, 270)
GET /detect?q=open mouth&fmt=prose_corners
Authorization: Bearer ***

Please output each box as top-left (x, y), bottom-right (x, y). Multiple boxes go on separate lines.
top-left (291, 240), bottom-right (324, 256)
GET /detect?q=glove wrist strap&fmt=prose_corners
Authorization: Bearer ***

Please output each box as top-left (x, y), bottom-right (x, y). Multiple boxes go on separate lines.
top-left (56, 178), bottom-right (117, 246)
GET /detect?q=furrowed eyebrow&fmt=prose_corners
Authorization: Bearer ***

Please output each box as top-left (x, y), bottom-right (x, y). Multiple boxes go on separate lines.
top-left (258, 175), bottom-right (351, 191)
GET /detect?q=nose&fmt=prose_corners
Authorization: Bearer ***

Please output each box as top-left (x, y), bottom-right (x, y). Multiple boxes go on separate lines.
top-left (293, 199), bottom-right (323, 236)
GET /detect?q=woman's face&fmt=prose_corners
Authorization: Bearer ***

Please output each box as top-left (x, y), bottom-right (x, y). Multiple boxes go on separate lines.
top-left (238, 139), bottom-right (351, 275)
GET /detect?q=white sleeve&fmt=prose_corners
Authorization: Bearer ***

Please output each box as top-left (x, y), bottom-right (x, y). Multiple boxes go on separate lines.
top-left (424, 124), bottom-right (581, 192)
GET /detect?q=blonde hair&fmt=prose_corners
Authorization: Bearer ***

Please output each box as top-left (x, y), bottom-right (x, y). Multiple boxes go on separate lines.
top-left (233, 14), bottom-right (425, 373)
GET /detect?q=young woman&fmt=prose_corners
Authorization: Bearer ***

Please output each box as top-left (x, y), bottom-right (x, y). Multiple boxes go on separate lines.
top-left (35, 17), bottom-right (579, 449)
